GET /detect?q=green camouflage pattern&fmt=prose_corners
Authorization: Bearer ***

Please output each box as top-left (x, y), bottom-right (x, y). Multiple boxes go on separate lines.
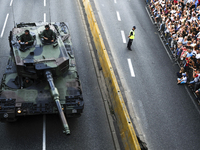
top-left (0, 22), bottom-right (84, 123)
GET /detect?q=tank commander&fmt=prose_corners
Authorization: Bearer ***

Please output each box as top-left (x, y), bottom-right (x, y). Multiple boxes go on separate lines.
top-left (41, 25), bottom-right (56, 43)
top-left (18, 30), bottom-right (34, 46)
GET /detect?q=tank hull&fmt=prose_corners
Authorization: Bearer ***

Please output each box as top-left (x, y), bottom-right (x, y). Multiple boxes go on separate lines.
top-left (0, 22), bottom-right (84, 123)
top-left (0, 58), bottom-right (84, 122)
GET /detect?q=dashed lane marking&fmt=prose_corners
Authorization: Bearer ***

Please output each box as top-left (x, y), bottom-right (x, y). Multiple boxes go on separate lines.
top-left (44, 13), bottom-right (46, 22)
top-left (121, 30), bottom-right (126, 43)
top-left (116, 11), bottom-right (121, 21)
top-left (43, 115), bottom-right (46, 150)
top-left (114, 0), bottom-right (117, 3)
top-left (127, 58), bottom-right (135, 77)
top-left (44, 0), bottom-right (46, 6)
top-left (1, 13), bottom-right (9, 38)
top-left (10, 0), bottom-right (13, 6)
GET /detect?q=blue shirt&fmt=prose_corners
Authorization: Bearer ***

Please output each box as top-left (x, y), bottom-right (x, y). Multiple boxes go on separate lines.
top-left (186, 52), bottom-right (193, 58)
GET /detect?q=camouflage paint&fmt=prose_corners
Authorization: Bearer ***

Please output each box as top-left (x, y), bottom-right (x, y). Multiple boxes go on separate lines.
top-left (0, 22), bottom-right (84, 125)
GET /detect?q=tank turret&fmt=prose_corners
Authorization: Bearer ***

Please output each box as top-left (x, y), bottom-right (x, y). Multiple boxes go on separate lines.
top-left (0, 22), bottom-right (84, 134)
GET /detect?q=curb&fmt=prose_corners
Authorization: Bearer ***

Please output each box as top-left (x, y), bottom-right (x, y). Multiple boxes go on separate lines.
top-left (81, 0), bottom-right (141, 149)
top-left (77, 0), bottom-right (121, 149)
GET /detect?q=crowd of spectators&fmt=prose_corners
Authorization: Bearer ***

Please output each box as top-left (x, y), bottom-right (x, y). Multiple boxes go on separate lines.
top-left (148, 0), bottom-right (200, 102)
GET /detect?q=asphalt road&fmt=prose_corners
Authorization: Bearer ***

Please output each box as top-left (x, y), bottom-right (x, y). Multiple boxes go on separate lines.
top-left (0, 0), bottom-right (115, 150)
top-left (91, 0), bottom-right (200, 149)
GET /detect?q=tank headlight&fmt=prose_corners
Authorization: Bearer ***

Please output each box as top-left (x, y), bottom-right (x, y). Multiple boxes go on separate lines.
top-left (62, 107), bottom-right (64, 110)
top-left (17, 109), bottom-right (21, 114)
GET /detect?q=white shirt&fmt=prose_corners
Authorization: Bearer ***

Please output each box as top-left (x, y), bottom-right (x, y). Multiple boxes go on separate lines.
top-left (171, 10), bottom-right (176, 14)
top-left (196, 53), bottom-right (200, 59)
top-left (178, 37), bottom-right (183, 43)
top-left (187, 0), bottom-right (193, 3)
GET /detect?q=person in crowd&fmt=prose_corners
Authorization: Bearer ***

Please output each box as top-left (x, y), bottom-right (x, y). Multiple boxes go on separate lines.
top-left (150, 0), bottom-right (200, 95)
top-left (188, 69), bottom-right (200, 86)
top-left (177, 67), bottom-right (185, 78)
top-left (177, 73), bottom-right (187, 84)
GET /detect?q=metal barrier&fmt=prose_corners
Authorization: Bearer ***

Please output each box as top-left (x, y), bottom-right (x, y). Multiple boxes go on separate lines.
top-left (146, 4), bottom-right (174, 58)
top-left (146, 3), bottom-right (200, 103)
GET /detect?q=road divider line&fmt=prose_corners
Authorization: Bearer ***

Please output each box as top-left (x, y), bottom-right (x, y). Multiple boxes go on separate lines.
top-left (114, 0), bottom-right (117, 3)
top-left (44, 13), bottom-right (46, 22)
top-left (10, 0), bottom-right (13, 6)
top-left (43, 115), bottom-right (46, 150)
top-left (1, 14), bottom-right (9, 38)
top-left (116, 11), bottom-right (121, 21)
top-left (44, 0), bottom-right (46, 6)
top-left (127, 59), bottom-right (135, 77)
top-left (121, 30), bottom-right (126, 43)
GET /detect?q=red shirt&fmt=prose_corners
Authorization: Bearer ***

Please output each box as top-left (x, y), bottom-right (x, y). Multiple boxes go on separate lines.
top-left (174, 0), bottom-right (178, 4)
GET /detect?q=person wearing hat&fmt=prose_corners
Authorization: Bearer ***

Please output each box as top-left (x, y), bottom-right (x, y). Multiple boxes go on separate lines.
top-left (18, 30), bottom-right (34, 46)
top-left (41, 25), bottom-right (56, 43)
top-left (127, 26), bottom-right (136, 51)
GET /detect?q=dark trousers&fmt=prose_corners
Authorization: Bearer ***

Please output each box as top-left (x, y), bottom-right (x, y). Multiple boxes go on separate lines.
top-left (127, 39), bottom-right (133, 49)
top-left (43, 39), bottom-right (53, 44)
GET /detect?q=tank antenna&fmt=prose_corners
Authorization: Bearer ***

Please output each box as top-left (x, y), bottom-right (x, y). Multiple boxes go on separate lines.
top-left (11, 0), bottom-right (16, 27)
top-left (49, 1), bottom-right (51, 25)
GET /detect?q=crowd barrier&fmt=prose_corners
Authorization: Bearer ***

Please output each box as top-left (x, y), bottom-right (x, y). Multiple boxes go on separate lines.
top-left (82, 0), bottom-right (141, 149)
top-left (146, 2), bottom-right (190, 62)
top-left (146, 3), bottom-right (200, 102)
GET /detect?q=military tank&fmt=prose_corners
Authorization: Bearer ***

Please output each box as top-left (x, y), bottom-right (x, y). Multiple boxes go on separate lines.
top-left (0, 22), bottom-right (84, 135)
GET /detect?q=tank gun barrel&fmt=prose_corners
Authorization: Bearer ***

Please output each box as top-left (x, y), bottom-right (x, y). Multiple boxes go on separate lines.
top-left (46, 71), bottom-right (70, 135)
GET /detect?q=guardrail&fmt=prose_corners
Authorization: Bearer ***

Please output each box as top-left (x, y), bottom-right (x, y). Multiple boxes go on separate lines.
top-left (82, 0), bottom-right (141, 149)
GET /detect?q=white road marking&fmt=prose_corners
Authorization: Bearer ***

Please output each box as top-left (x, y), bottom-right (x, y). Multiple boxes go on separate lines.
top-left (1, 14), bottom-right (9, 38)
top-left (44, 13), bottom-right (46, 22)
top-left (121, 30), bottom-right (126, 43)
top-left (43, 115), bottom-right (46, 150)
top-left (44, 0), bottom-right (46, 6)
top-left (114, 0), bottom-right (117, 3)
top-left (116, 11), bottom-right (121, 21)
top-left (10, 0), bottom-right (13, 6)
top-left (127, 59), bottom-right (135, 77)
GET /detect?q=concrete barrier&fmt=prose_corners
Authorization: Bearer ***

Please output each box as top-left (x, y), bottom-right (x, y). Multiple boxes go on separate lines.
top-left (82, 0), bottom-right (141, 149)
